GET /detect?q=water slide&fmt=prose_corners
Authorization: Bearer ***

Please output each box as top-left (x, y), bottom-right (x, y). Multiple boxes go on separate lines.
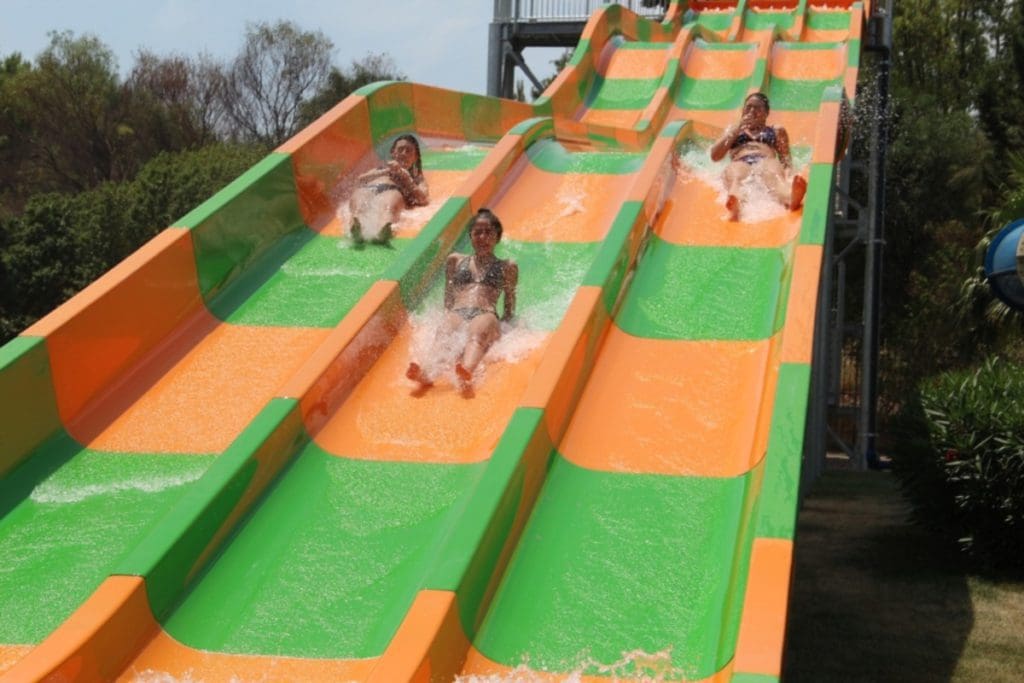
top-left (0, 1), bottom-right (867, 681)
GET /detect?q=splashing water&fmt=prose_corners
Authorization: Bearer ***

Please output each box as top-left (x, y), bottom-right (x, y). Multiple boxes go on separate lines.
top-left (405, 308), bottom-right (547, 386)
top-left (455, 647), bottom-right (689, 683)
top-left (676, 141), bottom-right (805, 223)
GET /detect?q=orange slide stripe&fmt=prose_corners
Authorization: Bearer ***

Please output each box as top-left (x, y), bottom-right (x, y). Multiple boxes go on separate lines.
top-left (520, 287), bottom-right (607, 445)
top-left (559, 327), bottom-right (781, 478)
top-left (281, 280), bottom-right (406, 432)
top-left (811, 100), bottom-right (842, 165)
top-left (604, 48), bottom-right (668, 80)
top-left (24, 228), bottom-right (204, 425)
top-left (2, 576), bottom-right (156, 683)
top-left (0, 646), bottom-right (33, 678)
top-left (72, 315), bottom-right (328, 454)
top-left (772, 45), bottom-right (846, 81)
top-left (122, 630), bottom-right (376, 682)
top-left (733, 538), bottom-right (794, 677)
top-left (368, 590), bottom-right (470, 683)
top-left (780, 245), bottom-right (823, 364)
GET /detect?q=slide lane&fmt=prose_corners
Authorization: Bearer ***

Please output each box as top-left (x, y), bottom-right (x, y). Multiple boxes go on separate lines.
top-left (460, 2), bottom-right (864, 682)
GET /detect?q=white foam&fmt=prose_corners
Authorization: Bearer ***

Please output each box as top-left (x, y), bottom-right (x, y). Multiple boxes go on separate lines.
top-left (31, 470), bottom-right (205, 504)
top-left (455, 647), bottom-right (689, 682)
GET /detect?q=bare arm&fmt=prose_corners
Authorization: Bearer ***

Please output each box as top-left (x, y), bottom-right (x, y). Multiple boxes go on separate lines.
top-left (775, 126), bottom-right (792, 169)
top-left (388, 163), bottom-right (429, 206)
top-left (710, 124), bottom-right (741, 162)
top-left (501, 261), bottom-right (518, 322)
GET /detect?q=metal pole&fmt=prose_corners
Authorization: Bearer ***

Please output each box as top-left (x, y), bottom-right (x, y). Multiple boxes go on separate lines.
top-left (859, 0), bottom-right (891, 469)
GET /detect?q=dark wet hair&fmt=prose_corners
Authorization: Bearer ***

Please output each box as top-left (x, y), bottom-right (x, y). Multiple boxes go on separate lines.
top-left (391, 134), bottom-right (423, 177)
top-left (745, 92), bottom-right (770, 113)
top-left (473, 208), bottom-right (503, 241)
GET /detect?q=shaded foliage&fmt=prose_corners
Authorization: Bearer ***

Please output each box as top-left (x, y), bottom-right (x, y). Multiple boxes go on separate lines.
top-left (891, 358), bottom-right (1024, 570)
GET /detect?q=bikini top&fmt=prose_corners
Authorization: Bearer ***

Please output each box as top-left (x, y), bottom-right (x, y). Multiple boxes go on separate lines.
top-left (451, 254), bottom-right (506, 290)
top-left (731, 126), bottom-right (777, 149)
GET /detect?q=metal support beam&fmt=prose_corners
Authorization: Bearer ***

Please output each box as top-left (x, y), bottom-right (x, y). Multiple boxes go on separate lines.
top-left (858, 0), bottom-right (892, 469)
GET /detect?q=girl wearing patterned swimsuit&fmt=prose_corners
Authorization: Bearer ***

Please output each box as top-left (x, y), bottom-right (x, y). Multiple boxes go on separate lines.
top-left (709, 92), bottom-right (807, 221)
top-left (348, 134), bottom-right (429, 245)
top-left (406, 209), bottom-right (519, 397)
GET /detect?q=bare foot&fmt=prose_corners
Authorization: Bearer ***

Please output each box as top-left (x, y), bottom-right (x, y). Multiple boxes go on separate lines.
top-left (726, 194), bottom-right (740, 221)
top-left (406, 362), bottom-right (433, 387)
top-left (455, 363), bottom-right (474, 398)
top-left (789, 175), bottom-right (807, 210)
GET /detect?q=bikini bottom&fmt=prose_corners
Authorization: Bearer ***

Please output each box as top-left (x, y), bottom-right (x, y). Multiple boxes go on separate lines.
top-left (453, 307), bottom-right (495, 321)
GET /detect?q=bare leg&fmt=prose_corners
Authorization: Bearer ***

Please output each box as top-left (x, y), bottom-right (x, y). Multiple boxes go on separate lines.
top-left (722, 162), bottom-right (751, 221)
top-left (406, 312), bottom-right (463, 393)
top-left (789, 175), bottom-right (807, 210)
top-left (455, 313), bottom-right (500, 396)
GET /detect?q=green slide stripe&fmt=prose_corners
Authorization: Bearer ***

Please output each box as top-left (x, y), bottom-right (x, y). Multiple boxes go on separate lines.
top-left (473, 454), bottom-right (762, 679)
top-left (117, 399), bottom-right (300, 616)
top-left (799, 163), bottom-right (836, 245)
top-left (180, 153), bottom-right (307, 303)
top-left (693, 13), bottom-right (733, 32)
top-left (588, 76), bottom-right (662, 111)
top-left (526, 140), bottom-right (645, 175)
top-left (365, 83), bottom-right (416, 143)
top-left (461, 94), bottom-right (505, 142)
top-left (807, 10), bottom-right (852, 30)
top-left (615, 238), bottom-right (795, 341)
top-left (427, 409), bottom-right (551, 638)
top-left (0, 336), bottom-right (61, 478)
top-left (164, 442), bottom-right (483, 658)
top-left (732, 673), bottom-right (779, 683)
top-left (582, 201), bottom-right (644, 316)
top-left (421, 146), bottom-right (489, 171)
top-left (218, 232), bottom-right (413, 328)
top-left (0, 435), bottom-right (213, 643)
top-left (768, 77), bottom-right (843, 112)
top-left (744, 12), bottom-right (795, 31)
top-left (675, 78), bottom-right (750, 110)
top-left (755, 363), bottom-right (811, 539)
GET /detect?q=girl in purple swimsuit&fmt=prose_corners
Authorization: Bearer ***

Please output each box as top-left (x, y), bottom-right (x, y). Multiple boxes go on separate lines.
top-left (406, 209), bottom-right (519, 396)
top-left (709, 92), bottom-right (807, 221)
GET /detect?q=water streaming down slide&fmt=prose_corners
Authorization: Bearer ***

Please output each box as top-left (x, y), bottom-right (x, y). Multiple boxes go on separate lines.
top-left (0, 1), bottom-right (868, 681)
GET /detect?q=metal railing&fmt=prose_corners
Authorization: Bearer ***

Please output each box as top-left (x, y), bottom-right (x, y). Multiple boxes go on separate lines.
top-left (493, 0), bottom-right (668, 22)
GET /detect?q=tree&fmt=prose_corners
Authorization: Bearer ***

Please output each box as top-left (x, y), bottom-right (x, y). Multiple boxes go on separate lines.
top-left (220, 20), bottom-right (332, 145)
top-left (7, 32), bottom-right (125, 193)
top-left (298, 52), bottom-right (405, 126)
top-left (126, 50), bottom-right (227, 149)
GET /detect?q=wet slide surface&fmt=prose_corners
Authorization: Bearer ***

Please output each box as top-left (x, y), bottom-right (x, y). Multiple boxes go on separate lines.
top-left (0, 2), bottom-right (866, 681)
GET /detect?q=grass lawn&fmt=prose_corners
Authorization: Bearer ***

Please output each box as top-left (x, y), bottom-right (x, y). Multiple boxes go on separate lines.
top-left (784, 469), bottom-right (1024, 682)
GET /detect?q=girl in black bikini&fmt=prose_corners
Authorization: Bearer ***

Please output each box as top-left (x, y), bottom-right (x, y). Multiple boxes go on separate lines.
top-left (406, 208), bottom-right (519, 396)
top-left (349, 134), bottom-right (429, 245)
top-left (709, 92), bottom-right (806, 221)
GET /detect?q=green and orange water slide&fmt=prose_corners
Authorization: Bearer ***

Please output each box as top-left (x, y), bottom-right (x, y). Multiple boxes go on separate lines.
top-left (0, 1), bottom-right (868, 680)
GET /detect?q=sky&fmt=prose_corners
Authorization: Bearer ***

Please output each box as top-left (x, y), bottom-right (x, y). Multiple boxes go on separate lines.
top-left (1, 0), bottom-right (565, 96)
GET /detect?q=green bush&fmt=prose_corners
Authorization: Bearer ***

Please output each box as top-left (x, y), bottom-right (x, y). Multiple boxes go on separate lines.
top-left (892, 357), bottom-right (1024, 570)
